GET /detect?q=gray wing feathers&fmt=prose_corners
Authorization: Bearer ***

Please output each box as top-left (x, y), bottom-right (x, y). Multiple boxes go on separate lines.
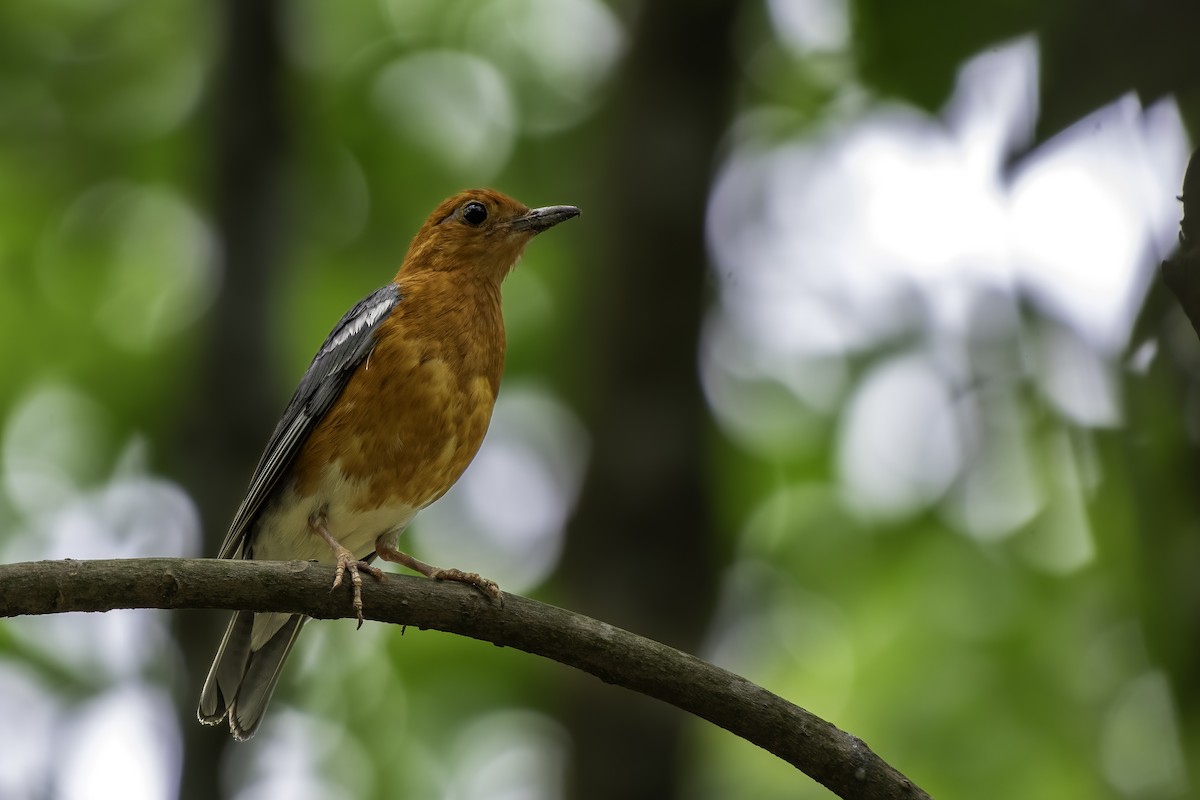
top-left (217, 416), bottom-right (307, 559)
top-left (217, 284), bottom-right (400, 560)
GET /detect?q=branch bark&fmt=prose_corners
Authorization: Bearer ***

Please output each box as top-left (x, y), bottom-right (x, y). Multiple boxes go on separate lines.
top-left (0, 557), bottom-right (930, 800)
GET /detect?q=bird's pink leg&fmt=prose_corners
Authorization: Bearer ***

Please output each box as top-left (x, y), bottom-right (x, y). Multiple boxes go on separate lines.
top-left (374, 535), bottom-right (501, 601)
top-left (309, 512), bottom-right (385, 627)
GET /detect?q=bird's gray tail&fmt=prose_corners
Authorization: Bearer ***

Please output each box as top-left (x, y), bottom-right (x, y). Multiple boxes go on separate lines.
top-left (197, 611), bottom-right (307, 740)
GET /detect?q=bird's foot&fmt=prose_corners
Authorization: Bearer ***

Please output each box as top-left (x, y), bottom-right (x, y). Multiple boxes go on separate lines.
top-left (311, 513), bottom-right (385, 627)
top-left (425, 566), bottom-right (501, 600)
top-left (374, 537), bottom-right (502, 603)
top-left (331, 546), bottom-right (385, 627)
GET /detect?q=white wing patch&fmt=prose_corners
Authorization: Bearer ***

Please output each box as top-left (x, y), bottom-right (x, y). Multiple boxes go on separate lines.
top-left (320, 294), bottom-right (396, 357)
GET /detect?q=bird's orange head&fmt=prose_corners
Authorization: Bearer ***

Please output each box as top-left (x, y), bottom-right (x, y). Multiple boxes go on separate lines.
top-left (398, 189), bottom-right (579, 283)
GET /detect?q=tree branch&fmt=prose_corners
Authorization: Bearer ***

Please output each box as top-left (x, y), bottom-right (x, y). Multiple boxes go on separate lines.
top-left (0, 558), bottom-right (930, 800)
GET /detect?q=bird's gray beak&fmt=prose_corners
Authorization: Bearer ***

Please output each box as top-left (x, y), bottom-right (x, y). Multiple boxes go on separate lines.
top-left (511, 205), bottom-right (580, 233)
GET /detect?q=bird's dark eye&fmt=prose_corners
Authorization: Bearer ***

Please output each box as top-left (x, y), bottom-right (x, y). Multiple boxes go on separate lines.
top-left (462, 201), bottom-right (488, 226)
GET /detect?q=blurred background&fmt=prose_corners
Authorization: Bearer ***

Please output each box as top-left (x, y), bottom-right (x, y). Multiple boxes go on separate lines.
top-left (0, 0), bottom-right (1196, 798)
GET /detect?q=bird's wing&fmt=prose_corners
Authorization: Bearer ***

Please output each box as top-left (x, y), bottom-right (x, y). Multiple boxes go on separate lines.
top-left (216, 284), bottom-right (402, 560)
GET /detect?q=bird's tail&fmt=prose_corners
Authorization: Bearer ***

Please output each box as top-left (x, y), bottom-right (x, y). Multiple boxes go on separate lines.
top-left (197, 611), bottom-right (308, 740)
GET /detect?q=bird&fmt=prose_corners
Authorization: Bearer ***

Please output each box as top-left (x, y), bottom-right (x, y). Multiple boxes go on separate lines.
top-left (197, 189), bottom-right (579, 740)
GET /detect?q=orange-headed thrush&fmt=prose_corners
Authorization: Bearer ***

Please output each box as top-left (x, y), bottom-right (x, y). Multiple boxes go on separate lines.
top-left (198, 189), bottom-right (579, 739)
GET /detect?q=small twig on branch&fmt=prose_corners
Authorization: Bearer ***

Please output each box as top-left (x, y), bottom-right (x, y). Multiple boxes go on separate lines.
top-left (0, 557), bottom-right (930, 800)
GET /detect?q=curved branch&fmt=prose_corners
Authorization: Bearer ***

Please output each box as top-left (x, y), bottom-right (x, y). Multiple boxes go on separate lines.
top-left (0, 558), bottom-right (930, 800)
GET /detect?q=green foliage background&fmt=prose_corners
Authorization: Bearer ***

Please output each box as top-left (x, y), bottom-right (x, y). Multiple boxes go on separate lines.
top-left (0, 1), bottom-right (1196, 799)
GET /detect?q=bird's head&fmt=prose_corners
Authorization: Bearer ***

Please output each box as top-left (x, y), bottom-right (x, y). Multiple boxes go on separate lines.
top-left (401, 189), bottom-right (579, 282)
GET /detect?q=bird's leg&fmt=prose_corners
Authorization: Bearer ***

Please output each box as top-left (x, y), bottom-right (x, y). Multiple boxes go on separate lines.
top-left (309, 512), bottom-right (385, 627)
top-left (374, 534), bottom-right (502, 601)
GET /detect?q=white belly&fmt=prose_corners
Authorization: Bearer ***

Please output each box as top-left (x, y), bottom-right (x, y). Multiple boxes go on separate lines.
top-left (250, 463), bottom-right (418, 564)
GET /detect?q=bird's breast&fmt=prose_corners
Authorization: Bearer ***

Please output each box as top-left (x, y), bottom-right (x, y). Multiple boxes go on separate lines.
top-left (291, 283), bottom-right (505, 515)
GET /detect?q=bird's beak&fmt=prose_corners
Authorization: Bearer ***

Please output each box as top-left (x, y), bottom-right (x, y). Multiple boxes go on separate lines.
top-left (511, 205), bottom-right (580, 234)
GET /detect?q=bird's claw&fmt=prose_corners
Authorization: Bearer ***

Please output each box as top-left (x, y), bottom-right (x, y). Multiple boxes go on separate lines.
top-left (429, 567), bottom-right (502, 603)
top-left (330, 545), bottom-right (385, 627)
